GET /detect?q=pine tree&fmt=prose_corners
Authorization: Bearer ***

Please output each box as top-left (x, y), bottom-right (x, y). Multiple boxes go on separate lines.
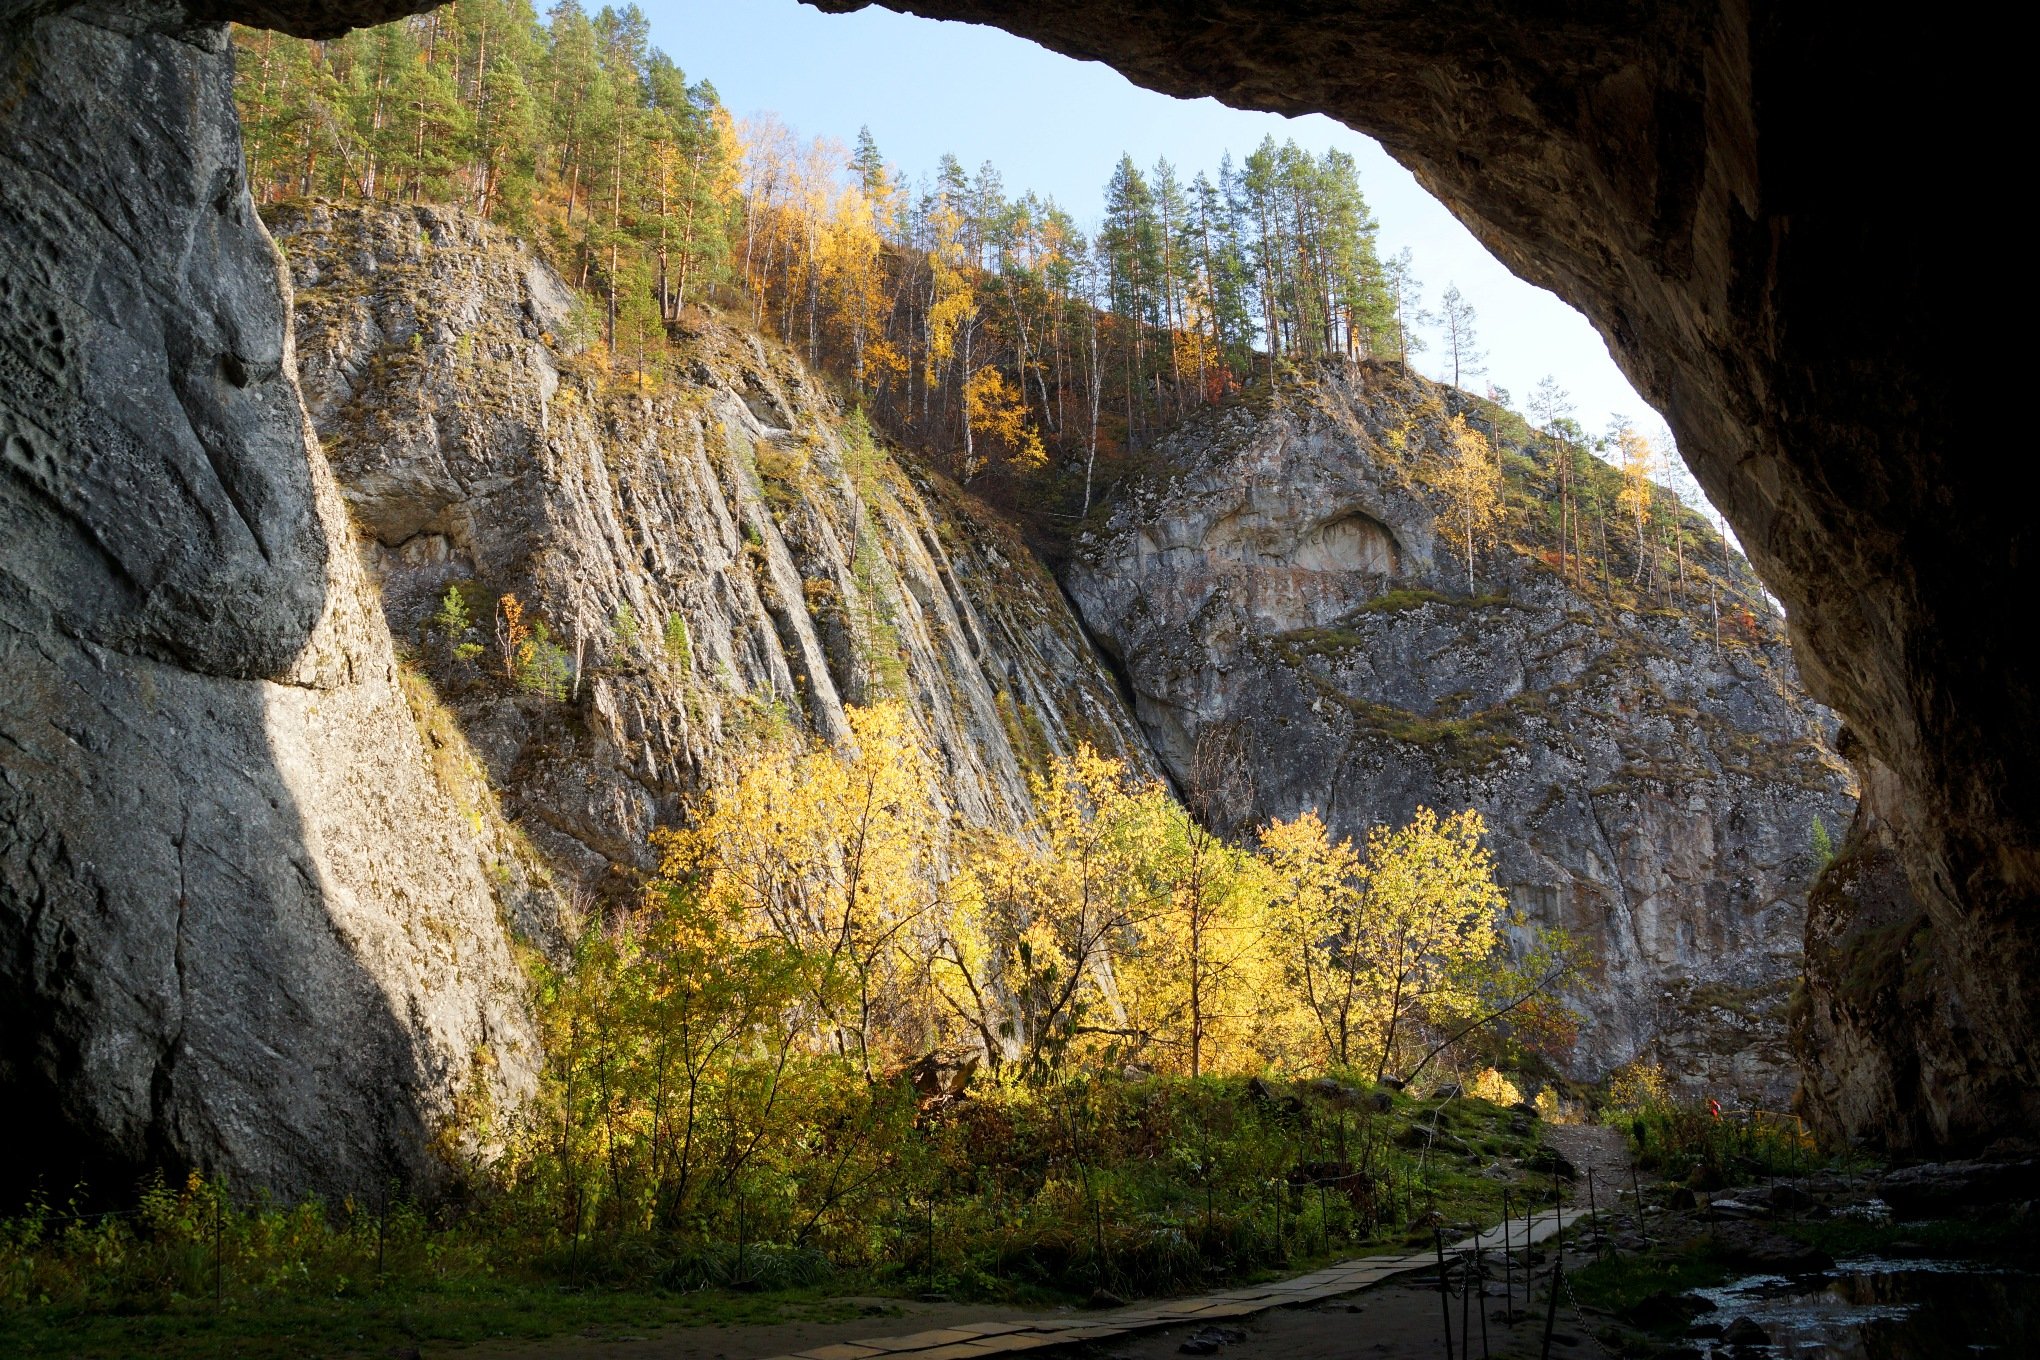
top-left (1438, 284), bottom-right (1484, 388)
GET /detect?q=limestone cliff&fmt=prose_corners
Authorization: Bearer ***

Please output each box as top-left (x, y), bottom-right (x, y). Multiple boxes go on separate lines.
top-left (1065, 366), bottom-right (1854, 1103)
top-left (270, 202), bottom-right (1152, 903)
top-left (0, 4), bottom-right (536, 1199)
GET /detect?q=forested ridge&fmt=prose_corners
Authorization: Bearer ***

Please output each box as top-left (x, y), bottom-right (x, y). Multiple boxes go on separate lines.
top-left (231, 1), bottom-right (1456, 528)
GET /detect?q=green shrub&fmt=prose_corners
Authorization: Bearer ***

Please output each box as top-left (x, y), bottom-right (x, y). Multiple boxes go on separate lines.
top-left (664, 612), bottom-right (692, 674)
top-left (514, 620), bottom-right (572, 699)
top-left (612, 601), bottom-right (642, 662)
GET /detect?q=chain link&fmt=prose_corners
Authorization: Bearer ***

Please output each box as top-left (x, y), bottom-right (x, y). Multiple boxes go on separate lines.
top-left (1558, 1260), bottom-right (1630, 1360)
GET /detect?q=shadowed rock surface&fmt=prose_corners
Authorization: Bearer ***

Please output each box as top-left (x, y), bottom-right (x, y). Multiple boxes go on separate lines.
top-left (1066, 366), bottom-right (1852, 1101)
top-left (0, 2), bottom-right (539, 1198)
top-left (799, 0), bottom-right (2017, 1151)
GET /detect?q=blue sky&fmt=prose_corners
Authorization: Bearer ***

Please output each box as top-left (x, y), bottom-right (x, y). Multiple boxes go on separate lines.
top-left (637, 0), bottom-right (1665, 453)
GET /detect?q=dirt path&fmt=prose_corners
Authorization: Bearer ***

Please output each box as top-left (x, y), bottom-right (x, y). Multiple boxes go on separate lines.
top-left (1544, 1123), bottom-right (1637, 1212)
top-left (453, 1298), bottom-right (1053, 1360)
top-left (1098, 1275), bottom-right (1595, 1360)
top-left (1100, 1127), bottom-right (1638, 1360)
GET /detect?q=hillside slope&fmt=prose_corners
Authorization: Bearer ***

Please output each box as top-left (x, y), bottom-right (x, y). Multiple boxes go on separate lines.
top-left (1066, 366), bottom-right (1855, 1102)
top-left (271, 202), bottom-right (1152, 908)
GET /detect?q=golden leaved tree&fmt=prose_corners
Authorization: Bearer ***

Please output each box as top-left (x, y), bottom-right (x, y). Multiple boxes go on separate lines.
top-left (1613, 422), bottom-right (1656, 585)
top-left (1260, 806), bottom-right (1581, 1083)
top-left (1118, 804), bottom-right (1273, 1078)
top-left (1350, 807), bottom-right (1503, 1080)
top-left (1258, 810), bottom-right (1374, 1070)
top-left (937, 748), bottom-right (1177, 1078)
top-left (1432, 414), bottom-right (1504, 589)
top-left (661, 702), bottom-right (944, 1077)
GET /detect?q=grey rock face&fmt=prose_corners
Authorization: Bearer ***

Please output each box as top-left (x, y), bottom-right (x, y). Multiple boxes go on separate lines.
top-left (0, 5), bottom-right (537, 1198)
top-left (270, 202), bottom-right (1152, 903)
top-left (1066, 367), bottom-right (1854, 1102)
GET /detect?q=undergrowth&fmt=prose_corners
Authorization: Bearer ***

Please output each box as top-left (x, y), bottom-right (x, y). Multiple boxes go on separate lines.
top-left (0, 1081), bottom-right (1551, 1359)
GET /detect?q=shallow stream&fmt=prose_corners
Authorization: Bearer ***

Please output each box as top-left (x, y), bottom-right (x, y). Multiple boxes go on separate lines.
top-left (1687, 1256), bottom-right (2040, 1357)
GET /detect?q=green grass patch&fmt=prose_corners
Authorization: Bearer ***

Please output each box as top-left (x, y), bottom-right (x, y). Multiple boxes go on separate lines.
top-left (1348, 587), bottom-right (1510, 616)
top-left (1, 1083), bottom-right (1559, 1357)
top-left (0, 1278), bottom-right (853, 1360)
top-left (1568, 1243), bottom-right (1736, 1318)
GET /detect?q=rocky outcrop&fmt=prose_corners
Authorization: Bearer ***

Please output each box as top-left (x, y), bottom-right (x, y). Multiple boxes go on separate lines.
top-left (809, 1), bottom-right (2019, 1151)
top-left (1790, 736), bottom-right (2034, 1151)
top-left (1066, 366), bottom-right (1853, 1102)
top-left (0, 3), bottom-right (537, 1198)
top-left (271, 201), bottom-right (1151, 900)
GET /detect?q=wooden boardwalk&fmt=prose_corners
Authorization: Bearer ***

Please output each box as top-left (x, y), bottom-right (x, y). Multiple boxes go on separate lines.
top-left (767, 1209), bottom-right (1588, 1360)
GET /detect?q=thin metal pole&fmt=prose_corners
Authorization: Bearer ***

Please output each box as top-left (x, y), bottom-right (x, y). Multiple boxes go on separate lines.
top-left (1461, 1245), bottom-right (1471, 1360)
top-left (1587, 1169), bottom-right (1603, 1260)
top-left (1435, 1228), bottom-right (1454, 1360)
top-left (1476, 1243), bottom-right (1490, 1358)
top-left (1539, 1248), bottom-right (1563, 1360)
top-left (1632, 1160), bottom-right (1646, 1238)
top-left (1502, 1189), bottom-right (1513, 1316)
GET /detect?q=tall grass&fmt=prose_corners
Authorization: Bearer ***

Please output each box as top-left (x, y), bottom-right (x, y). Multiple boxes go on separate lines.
top-left (2, 1076), bottom-right (1546, 1323)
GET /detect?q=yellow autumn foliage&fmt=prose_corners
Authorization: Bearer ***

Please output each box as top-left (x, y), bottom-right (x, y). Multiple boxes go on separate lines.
top-left (649, 708), bottom-right (1580, 1088)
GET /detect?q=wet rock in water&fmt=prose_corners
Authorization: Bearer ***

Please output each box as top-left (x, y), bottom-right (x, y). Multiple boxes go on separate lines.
top-left (1720, 1316), bottom-right (1770, 1346)
top-left (1618, 1290), bottom-right (1715, 1330)
top-left (1880, 1158), bottom-right (2040, 1217)
top-left (1710, 1221), bottom-right (1835, 1273)
top-left (1706, 1197), bottom-right (1766, 1220)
